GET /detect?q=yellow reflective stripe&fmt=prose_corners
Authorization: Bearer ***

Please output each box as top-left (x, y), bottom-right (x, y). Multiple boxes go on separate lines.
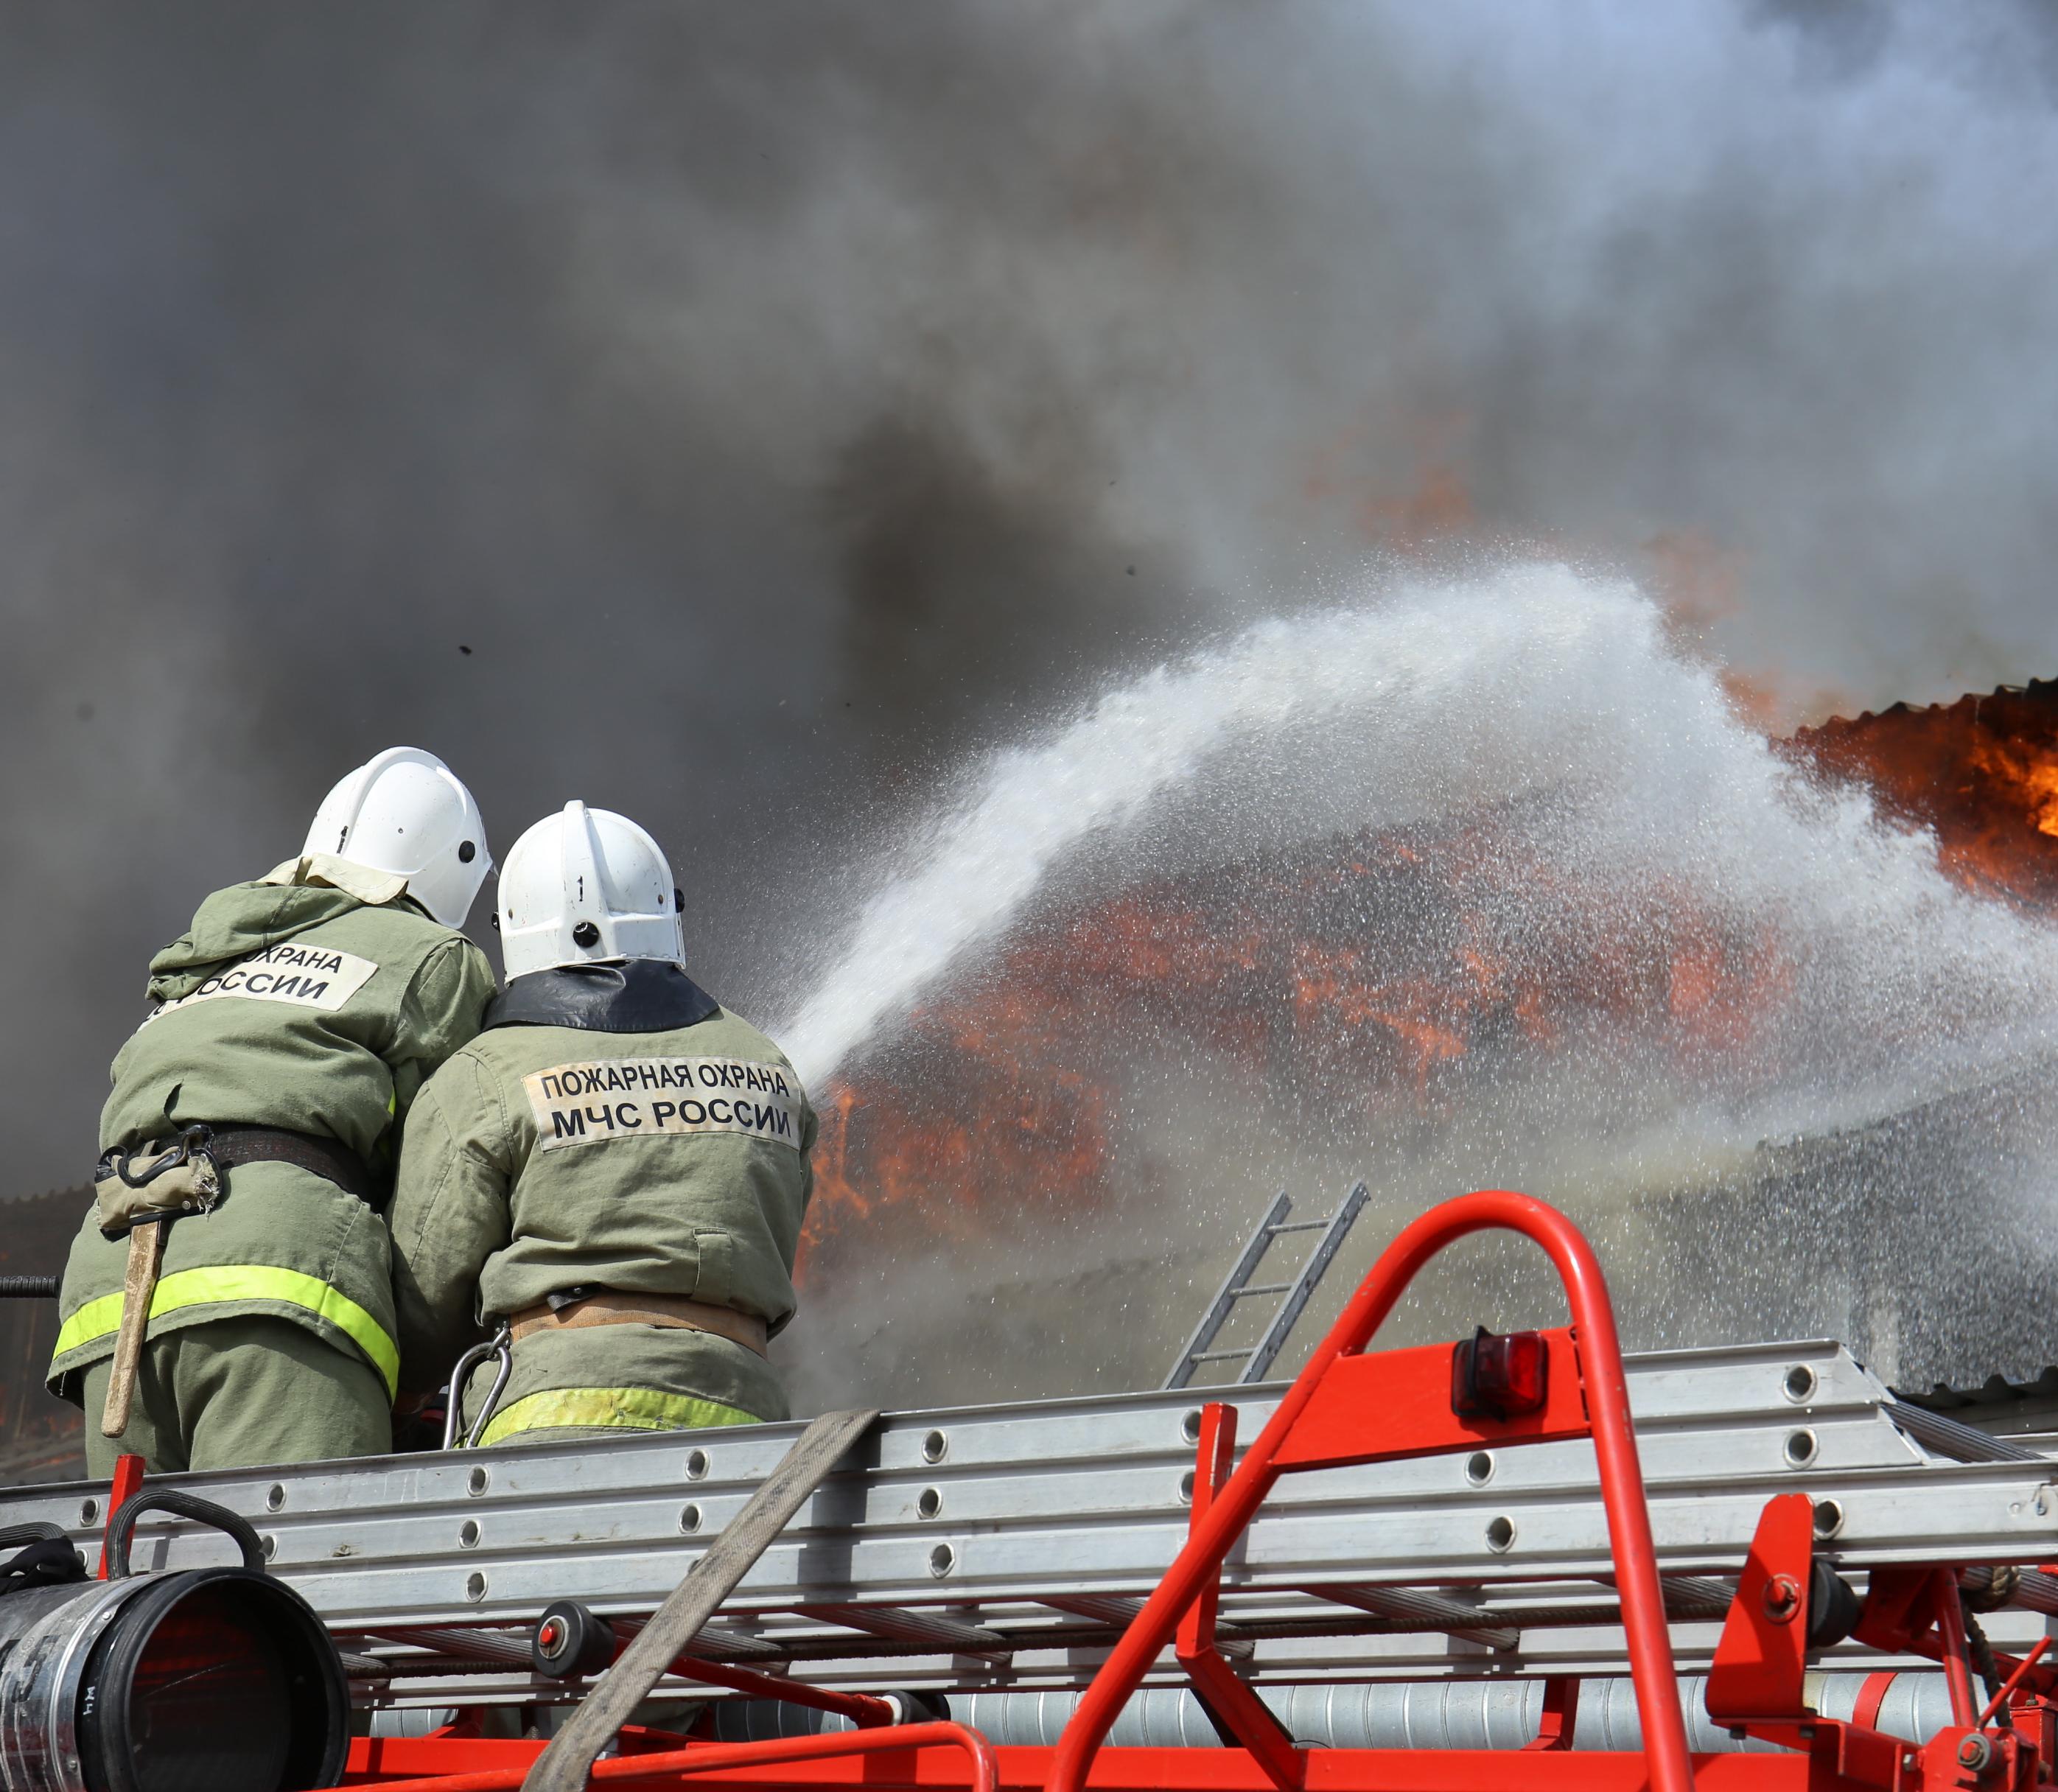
top-left (478, 1387), bottom-right (760, 1446)
top-left (50, 1267), bottom-right (399, 1397)
top-left (51, 1292), bottom-right (125, 1360)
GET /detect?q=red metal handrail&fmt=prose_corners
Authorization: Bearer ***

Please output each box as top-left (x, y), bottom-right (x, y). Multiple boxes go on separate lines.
top-left (1044, 1189), bottom-right (1694, 1792)
top-left (346, 1721), bottom-right (999, 1792)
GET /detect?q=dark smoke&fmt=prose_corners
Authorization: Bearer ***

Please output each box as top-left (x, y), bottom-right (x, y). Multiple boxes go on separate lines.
top-left (3, 0), bottom-right (2054, 1225)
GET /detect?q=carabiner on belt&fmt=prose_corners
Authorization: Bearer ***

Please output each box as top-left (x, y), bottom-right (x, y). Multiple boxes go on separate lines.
top-left (441, 1320), bottom-right (514, 1451)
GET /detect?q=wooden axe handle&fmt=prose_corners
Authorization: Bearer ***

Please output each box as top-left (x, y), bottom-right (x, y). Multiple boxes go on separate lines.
top-left (99, 1220), bottom-right (165, 1440)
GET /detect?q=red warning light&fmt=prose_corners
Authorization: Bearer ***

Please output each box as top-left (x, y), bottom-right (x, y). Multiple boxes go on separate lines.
top-left (1451, 1326), bottom-right (1550, 1421)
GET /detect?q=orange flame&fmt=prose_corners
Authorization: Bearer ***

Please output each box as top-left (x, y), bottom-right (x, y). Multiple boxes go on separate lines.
top-left (1970, 735), bottom-right (2058, 840)
top-left (1788, 679), bottom-right (2058, 902)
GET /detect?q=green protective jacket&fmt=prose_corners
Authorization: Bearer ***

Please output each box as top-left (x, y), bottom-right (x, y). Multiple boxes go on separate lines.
top-left (388, 962), bottom-right (813, 1441)
top-left (48, 856), bottom-right (498, 1404)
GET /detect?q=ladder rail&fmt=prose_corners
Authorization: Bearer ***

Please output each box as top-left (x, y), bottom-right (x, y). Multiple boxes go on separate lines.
top-left (1239, 1180), bottom-right (1369, 1384)
top-left (1161, 1190), bottom-right (1291, 1390)
top-left (1164, 1183), bottom-right (1372, 1390)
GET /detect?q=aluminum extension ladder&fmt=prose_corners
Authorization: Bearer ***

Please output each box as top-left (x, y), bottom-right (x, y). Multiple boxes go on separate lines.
top-left (1161, 1182), bottom-right (1369, 1390)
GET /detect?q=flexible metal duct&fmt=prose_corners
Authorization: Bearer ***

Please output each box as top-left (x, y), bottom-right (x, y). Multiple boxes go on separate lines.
top-left (710, 1673), bottom-right (1961, 1753)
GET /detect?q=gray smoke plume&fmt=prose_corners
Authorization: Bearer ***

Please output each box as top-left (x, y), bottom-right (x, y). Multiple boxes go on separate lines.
top-left (1, 4), bottom-right (2054, 1307)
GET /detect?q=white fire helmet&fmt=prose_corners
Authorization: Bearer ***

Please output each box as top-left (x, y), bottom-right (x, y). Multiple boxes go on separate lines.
top-left (497, 801), bottom-right (685, 981)
top-left (303, 746), bottom-right (491, 928)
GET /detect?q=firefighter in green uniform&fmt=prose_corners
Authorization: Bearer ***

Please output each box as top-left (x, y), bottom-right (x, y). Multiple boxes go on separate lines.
top-left (48, 747), bottom-right (498, 1474)
top-left (390, 801), bottom-right (811, 1446)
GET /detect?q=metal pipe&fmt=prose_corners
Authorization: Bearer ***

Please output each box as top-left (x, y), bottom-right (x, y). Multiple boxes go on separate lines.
top-left (346, 1720), bottom-right (1001, 1792)
top-left (1978, 1637), bottom-right (2051, 1726)
top-left (1933, 1566), bottom-right (1979, 1726)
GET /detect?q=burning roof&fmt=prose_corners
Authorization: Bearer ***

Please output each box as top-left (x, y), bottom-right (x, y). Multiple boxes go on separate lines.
top-left (1787, 678), bottom-right (2058, 906)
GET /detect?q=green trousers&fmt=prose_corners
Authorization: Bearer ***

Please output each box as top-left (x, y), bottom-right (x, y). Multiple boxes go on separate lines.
top-left (80, 1315), bottom-right (391, 1476)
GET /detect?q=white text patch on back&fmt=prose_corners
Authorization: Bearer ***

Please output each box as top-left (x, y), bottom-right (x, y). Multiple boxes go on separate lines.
top-left (149, 942), bottom-right (379, 1019)
top-left (525, 1057), bottom-right (805, 1153)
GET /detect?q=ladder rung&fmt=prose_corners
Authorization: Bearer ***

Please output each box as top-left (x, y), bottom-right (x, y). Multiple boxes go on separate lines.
top-left (1188, 1348), bottom-right (1253, 1364)
top-left (1267, 1219), bottom-right (1331, 1233)
top-left (1229, 1283), bottom-right (1292, 1298)
top-left (1039, 1595), bottom-right (1145, 1627)
top-left (794, 1604), bottom-right (1011, 1655)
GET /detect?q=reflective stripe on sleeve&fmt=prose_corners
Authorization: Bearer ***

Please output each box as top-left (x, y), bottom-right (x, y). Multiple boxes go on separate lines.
top-left (51, 1267), bottom-right (400, 1396)
top-left (477, 1387), bottom-right (761, 1446)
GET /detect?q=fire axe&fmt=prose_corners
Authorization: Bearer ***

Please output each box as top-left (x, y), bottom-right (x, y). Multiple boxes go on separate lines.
top-left (90, 1127), bottom-right (225, 1438)
top-left (101, 1220), bottom-right (168, 1438)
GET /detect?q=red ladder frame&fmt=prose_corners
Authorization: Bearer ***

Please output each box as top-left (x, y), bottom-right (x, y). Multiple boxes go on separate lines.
top-left (1046, 1186), bottom-right (1693, 1792)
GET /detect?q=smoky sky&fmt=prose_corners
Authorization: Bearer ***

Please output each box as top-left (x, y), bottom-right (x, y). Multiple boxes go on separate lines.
top-left (1, 1), bottom-right (2055, 1201)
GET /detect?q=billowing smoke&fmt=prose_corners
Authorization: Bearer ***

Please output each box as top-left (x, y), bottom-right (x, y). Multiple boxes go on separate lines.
top-left (2, 7), bottom-right (2055, 1394)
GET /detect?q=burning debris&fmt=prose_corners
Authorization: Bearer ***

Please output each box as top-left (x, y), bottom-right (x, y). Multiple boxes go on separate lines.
top-left (807, 824), bottom-right (1788, 1269)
